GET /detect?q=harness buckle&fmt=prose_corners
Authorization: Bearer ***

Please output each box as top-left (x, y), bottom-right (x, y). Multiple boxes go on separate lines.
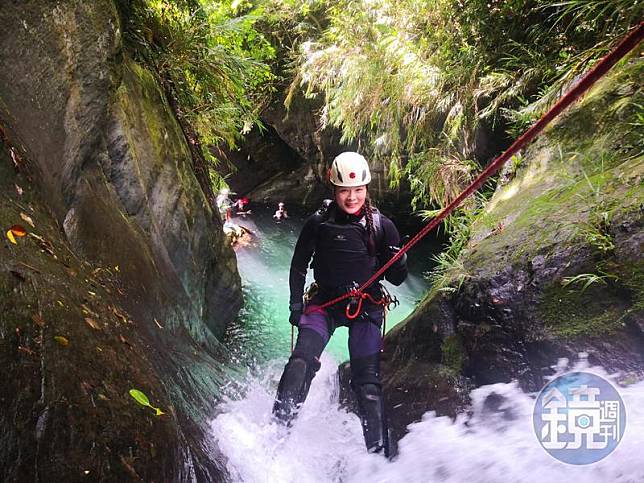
top-left (345, 281), bottom-right (362, 317)
top-left (378, 283), bottom-right (400, 311)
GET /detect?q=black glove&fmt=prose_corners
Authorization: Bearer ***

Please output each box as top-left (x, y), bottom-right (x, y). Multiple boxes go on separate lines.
top-left (289, 310), bottom-right (302, 326)
top-left (289, 302), bottom-right (303, 327)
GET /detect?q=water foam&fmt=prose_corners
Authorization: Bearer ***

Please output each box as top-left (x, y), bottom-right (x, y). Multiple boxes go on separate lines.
top-left (211, 355), bottom-right (644, 483)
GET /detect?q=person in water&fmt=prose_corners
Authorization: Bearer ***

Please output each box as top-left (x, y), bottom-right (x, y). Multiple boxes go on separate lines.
top-left (216, 187), bottom-right (233, 223)
top-left (272, 152), bottom-right (408, 456)
top-left (233, 196), bottom-right (251, 216)
top-left (273, 202), bottom-right (288, 221)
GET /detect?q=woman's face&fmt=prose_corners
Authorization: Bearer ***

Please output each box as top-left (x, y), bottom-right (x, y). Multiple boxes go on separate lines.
top-left (334, 185), bottom-right (367, 215)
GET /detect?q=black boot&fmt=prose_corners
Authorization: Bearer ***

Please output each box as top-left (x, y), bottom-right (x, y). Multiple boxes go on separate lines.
top-left (351, 354), bottom-right (390, 456)
top-left (354, 383), bottom-right (389, 455)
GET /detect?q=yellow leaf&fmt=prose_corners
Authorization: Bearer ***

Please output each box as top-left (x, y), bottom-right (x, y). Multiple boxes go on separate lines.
top-left (6, 230), bottom-right (17, 244)
top-left (54, 335), bottom-right (69, 346)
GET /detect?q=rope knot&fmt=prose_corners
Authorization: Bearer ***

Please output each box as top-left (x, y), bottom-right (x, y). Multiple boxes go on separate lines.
top-left (345, 288), bottom-right (367, 319)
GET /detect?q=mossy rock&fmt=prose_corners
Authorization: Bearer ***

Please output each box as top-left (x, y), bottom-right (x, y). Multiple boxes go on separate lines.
top-left (539, 282), bottom-right (628, 339)
top-left (382, 53), bottom-right (644, 438)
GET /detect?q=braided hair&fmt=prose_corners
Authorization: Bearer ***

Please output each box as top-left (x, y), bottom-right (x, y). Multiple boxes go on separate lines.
top-left (364, 195), bottom-right (377, 256)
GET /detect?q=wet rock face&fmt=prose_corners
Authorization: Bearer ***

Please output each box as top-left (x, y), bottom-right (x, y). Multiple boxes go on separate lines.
top-left (106, 60), bottom-right (242, 339)
top-left (380, 58), bottom-right (644, 440)
top-left (1, 1), bottom-right (241, 480)
top-left (0, 2), bottom-right (241, 343)
top-left (218, 122), bottom-right (306, 200)
top-left (0, 146), bottom-right (206, 482)
top-left (225, 90), bottom-right (410, 209)
top-left (221, 92), bottom-right (348, 206)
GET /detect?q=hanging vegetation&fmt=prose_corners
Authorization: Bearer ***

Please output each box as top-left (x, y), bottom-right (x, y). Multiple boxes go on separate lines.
top-left (273, 0), bottom-right (640, 209)
top-left (121, 0), bottom-right (276, 187)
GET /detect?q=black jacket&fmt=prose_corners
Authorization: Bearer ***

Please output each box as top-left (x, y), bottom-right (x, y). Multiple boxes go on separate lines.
top-left (289, 204), bottom-right (408, 306)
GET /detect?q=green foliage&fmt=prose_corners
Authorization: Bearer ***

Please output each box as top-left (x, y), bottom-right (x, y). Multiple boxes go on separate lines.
top-left (420, 194), bottom-right (489, 294)
top-left (129, 388), bottom-right (165, 416)
top-left (255, 0), bottom-right (329, 81)
top-left (572, 159), bottom-right (616, 255)
top-left (561, 271), bottom-right (618, 292)
top-left (122, 0), bottom-right (639, 206)
top-left (272, 0), bottom-right (640, 211)
top-left (284, 0), bottom-right (477, 207)
top-left (123, 0), bottom-right (276, 180)
top-left (406, 151), bottom-right (478, 212)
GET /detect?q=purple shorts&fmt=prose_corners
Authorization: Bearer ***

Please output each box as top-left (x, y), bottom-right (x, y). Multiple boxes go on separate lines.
top-left (298, 302), bottom-right (384, 359)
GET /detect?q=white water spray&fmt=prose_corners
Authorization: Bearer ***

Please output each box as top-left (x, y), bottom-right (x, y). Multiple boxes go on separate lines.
top-left (217, 211), bottom-right (643, 481)
top-left (211, 355), bottom-right (644, 483)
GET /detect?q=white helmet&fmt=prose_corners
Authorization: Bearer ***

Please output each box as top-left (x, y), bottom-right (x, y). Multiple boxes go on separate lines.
top-left (329, 152), bottom-right (371, 187)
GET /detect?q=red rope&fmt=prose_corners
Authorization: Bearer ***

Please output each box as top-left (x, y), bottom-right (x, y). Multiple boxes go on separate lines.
top-left (305, 22), bottom-right (644, 316)
top-left (344, 290), bottom-right (387, 319)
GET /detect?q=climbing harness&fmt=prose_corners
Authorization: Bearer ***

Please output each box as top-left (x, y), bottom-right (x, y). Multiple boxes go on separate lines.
top-left (343, 283), bottom-right (397, 351)
top-left (344, 282), bottom-right (399, 320)
top-left (291, 283), bottom-right (398, 353)
top-left (304, 21), bottom-right (644, 319)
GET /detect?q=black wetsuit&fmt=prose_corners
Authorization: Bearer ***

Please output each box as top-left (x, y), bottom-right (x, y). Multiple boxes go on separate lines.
top-left (289, 204), bottom-right (407, 304)
top-left (273, 203), bottom-right (408, 455)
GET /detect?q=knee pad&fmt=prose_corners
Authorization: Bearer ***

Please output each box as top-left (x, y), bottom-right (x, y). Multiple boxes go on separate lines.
top-left (285, 357), bottom-right (308, 384)
top-left (288, 354), bottom-right (321, 378)
top-left (273, 355), bottom-right (321, 425)
top-left (280, 355), bottom-right (319, 396)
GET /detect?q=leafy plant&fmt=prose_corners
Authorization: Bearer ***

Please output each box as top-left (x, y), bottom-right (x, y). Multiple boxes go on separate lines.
top-left (123, 0), bottom-right (276, 186)
top-left (561, 271), bottom-right (618, 292)
top-left (419, 191), bottom-right (491, 293)
top-left (272, 0), bottom-right (639, 212)
top-left (577, 220), bottom-right (615, 254)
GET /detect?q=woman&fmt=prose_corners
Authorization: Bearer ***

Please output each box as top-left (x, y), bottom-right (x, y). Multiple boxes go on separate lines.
top-left (272, 152), bottom-right (408, 456)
